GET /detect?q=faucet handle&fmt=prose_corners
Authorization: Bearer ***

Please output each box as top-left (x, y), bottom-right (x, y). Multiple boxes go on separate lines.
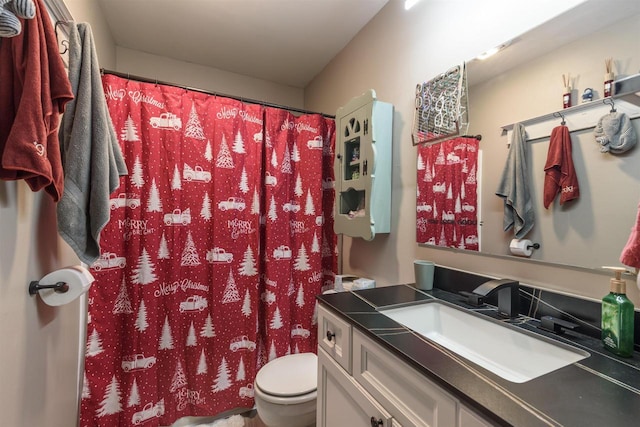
top-left (459, 291), bottom-right (485, 307)
top-left (538, 316), bottom-right (579, 334)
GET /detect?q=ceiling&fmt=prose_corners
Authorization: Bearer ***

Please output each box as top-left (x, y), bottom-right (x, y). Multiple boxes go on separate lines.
top-left (95, 0), bottom-right (389, 88)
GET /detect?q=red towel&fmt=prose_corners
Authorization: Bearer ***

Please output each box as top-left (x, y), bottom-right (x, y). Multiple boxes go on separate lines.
top-left (0, 0), bottom-right (74, 201)
top-left (620, 202), bottom-right (640, 269)
top-left (543, 125), bottom-right (579, 209)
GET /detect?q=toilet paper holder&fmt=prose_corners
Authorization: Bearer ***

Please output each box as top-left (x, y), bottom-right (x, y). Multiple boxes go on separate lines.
top-left (28, 265), bottom-right (95, 306)
top-left (29, 280), bottom-right (69, 295)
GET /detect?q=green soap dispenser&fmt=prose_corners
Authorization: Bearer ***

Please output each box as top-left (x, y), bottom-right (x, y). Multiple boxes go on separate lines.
top-left (601, 266), bottom-right (635, 357)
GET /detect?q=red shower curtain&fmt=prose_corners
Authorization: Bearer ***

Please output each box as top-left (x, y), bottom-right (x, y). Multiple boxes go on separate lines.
top-left (80, 74), bottom-right (336, 427)
top-left (416, 137), bottom-right (479, 250)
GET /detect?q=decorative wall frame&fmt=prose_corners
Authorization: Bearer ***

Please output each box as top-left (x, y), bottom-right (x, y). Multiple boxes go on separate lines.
top-left (412, 63), bottom-right (469, 145)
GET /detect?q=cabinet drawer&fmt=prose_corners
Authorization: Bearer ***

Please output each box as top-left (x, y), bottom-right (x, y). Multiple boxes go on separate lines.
top-left (318, 305), bottom-right (352, 374)
top-left (318, 348), bottom-right (394, 427)
top-left (353, 329), bottom-right (457, 427)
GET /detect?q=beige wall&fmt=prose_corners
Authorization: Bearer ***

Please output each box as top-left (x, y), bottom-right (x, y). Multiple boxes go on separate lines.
top-left (305, 0), bottom-right (640, 304)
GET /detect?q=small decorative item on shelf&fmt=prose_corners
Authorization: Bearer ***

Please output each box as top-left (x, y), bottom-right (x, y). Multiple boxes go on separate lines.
top-left (582, 88), bottom-right (593, 103)
top-left (352, 147), bottom-right (359, 162)
top-left (562, 73), bottom-right (572, 109)
top-left (604, 57), bottom-right (614, 98)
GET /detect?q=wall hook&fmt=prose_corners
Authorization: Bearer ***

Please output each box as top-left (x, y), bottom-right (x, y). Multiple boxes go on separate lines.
top-left (553, 111), bottom-right (566, 125)
top-left (603, 97), bottom-right (616, 112)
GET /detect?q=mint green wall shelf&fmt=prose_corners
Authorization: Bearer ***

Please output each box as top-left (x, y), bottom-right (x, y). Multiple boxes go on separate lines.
top-left (334, 90), bottom-right (393, 241)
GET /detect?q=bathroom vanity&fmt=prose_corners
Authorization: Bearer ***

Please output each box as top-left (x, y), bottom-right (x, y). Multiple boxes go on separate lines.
top-left (316, 282), bottom-right (640, 426)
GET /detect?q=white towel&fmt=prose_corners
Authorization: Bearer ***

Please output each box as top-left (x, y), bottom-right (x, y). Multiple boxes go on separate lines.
top-left (495, 123), bottom-right (534, 238)
top-left (57, 22), bottom-right (127, 264)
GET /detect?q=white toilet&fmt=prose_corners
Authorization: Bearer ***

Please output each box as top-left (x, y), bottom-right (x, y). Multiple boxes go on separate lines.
top-left (254, 352), bottom-right (317, 427)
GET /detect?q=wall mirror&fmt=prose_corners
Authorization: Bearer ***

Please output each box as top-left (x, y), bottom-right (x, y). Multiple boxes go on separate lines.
top-left (417, 1), bottom-right (640, 271)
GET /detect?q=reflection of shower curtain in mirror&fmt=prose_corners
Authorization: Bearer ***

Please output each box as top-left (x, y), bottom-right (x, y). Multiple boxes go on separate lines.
top-left (416, 137), bottom-right (479, 250)
top-left (80, 74), bottom-right (337, 427)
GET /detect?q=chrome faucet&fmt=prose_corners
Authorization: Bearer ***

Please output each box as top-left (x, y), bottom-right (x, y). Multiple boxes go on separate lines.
top-left (467, 278), bottom-right (520, 319)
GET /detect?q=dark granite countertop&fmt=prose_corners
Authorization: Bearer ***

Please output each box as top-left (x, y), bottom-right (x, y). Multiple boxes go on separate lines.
top-left (317, 284), bottom-right (640, 427)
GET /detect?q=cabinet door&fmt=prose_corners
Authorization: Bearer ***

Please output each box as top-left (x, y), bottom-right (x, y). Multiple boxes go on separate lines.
top-left (352, 330), bottom-right (457, 427)
top-left (459, 405), bottom-right (493, 427)
top-left (318, 305), bottom-right (352, 373)
top-left (318, 348), bottom-right (394, 427)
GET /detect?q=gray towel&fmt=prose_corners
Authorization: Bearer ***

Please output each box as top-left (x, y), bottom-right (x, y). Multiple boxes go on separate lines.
top-left (495, 123), bottom-right (534, 238)
top-left (57, 22), bottom-right (127, 265)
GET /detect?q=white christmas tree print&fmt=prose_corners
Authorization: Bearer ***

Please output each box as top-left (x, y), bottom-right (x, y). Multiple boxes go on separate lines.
top-left (135, 299), bottom-right (149, 332)
top-left (417, 153), bottom-right (425, 170)
top-left (82, 372), bottom-right (91, 399)
top-left (280, 146), bottom-right (292, 174)
top-left (268, 195), bottom-right (277, 222)
top-left (466, 164), bottom-right (477, 184)
top-left (170, 360), bottom-right (188, 392)
top-left (292, 141), bottom-right (301, 162)
top-left (239, 167), bottom-right (249, 194)
top-left (462, 158), bottom-right (469, 173)
top-left (436, 145), bottom-right (445, 164)
top-left (211, 357), bottom-right (232, 392)
top-left (270, 306), bottom-right (283, 329)
top-left (171, 165), bottom-right (182, 190)
top-left (296, 283), bottom-right (305, 307)
top-left (439, 228), bottom-right (447, 246)
top-left (455, 196), bottom-right (462, 213)
top-left (186, 322), bottom-right (197, 347)
top-left (159, 315), bottom-right (174, 350)
top-left (294, 244), bottom-right (311, 271)
top-left (311, 232), bottom-right (320, 253)
top-left (127, 378), bottom-right (140, 407)
top-left (158, 233), bottom-right (170, 260)
top-left (294, 343), bottom-right (300, 354)
top-left (201, 192), bottom-right (212, 221)
top-left (113, 277), bottom-right (133, 314)
top-left (433, 200), bottom-right (438, 219)
top-left (236, 357), bottom-right (246, 382)
top-left (294, 173), bottom-right (303, 197)
top-left (242, 289), bottom-right (252, 317)
top-left (238, 245), bottom-right (258, 276)
top-left (96, 375), bottom-right (123, 417)
top-left (251, 188), bottom-right (260, 215)
top-left (304, 190), bottom-right (315, 215)
top-left (197, 349), bottom-right (208, 375)
top-left (424, 160), bottom-right (433, 182)
top-left (232, 130), bottom-right (245, 153)
top-left (86, 328), bottom-right (104, 357)
top-left (222, 269), bottom-right (241, 303)
top-left (268, 341), bottom-right (277, 362)
top-left (215, 135), bottom-right (234, 169)
top-left (147, 179), bottom-right (162, 212)
top-left (130, 156), bottom-right (144, 189)
top-left (131, 248), bottom-right (157, 285)
top-left (461, 182), bottom-right (466, 199)
top-left (200, 314), bottom-right (216, 338)
top-left (270, 149), bottom-right (278, 168)
top-left (287, 279), bottom-right (295, 296)
top-left (205, 140), bottom-right (213, 162)
top-left (181, 231), bottom-right (201, 266)
top-left (185, 103), bottom-right (205, 140)
top-left (121, 114), bottom-right (140, 141)
top-left (458, 235), bottom-right (466, 250)
top-left (447, 184), bottom-right (453, 200)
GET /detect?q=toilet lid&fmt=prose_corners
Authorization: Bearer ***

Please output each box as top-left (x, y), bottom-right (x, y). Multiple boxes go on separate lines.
top-left (255, 353), bottom-right (317, 397)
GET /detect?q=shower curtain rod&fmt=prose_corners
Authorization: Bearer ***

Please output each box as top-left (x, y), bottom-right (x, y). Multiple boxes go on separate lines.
top-left (100, 69), bottom-right (335, 119)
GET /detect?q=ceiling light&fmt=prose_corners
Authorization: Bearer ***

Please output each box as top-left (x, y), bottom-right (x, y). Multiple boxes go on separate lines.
top-left (476, 42), bottom-right (510, 60)
top-left (405, 0), bottom-right (423, 10)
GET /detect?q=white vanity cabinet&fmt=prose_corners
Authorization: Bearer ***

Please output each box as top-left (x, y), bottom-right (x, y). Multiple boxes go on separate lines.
top-left (317, 304), bottom-right (493, 427)
top-left (333, 89), bottom-right (393, 241)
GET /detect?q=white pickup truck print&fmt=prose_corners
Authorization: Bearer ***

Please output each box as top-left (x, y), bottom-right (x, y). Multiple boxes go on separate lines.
top-left (121, 354), bottom-right (157, 372)
top-left (183, 165), bottom-right (211, 182)
top-left (150, 112), bottom-right (182, 130)
top-left (206, 247), bottom-right (233, 263)
top-left (92, 252), bottom-right (126, 270)
top-left (109, 193), bottom-right (141, 209)
top-left (164, 208), bottom-right (191, 226)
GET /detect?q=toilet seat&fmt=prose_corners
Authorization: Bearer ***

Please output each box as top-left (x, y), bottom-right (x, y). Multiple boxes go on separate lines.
top-left (255, 353), bottom-right (317, 403)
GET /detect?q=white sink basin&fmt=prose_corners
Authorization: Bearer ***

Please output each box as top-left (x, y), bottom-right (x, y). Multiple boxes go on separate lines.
top-left (379, 301), bottom-right (589, 383)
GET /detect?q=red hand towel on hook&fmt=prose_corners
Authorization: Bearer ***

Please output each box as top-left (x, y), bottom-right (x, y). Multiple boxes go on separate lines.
top-left (0, 0), bottom-right (73, 201)
top-left (543, 125), bottom-right (579, 209)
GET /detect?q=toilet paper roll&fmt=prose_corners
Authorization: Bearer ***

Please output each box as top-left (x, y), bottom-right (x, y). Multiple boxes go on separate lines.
top-left (509, 239), bottom-right (533, 257)
top-left (37, 266), bottom-right (95, 306)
